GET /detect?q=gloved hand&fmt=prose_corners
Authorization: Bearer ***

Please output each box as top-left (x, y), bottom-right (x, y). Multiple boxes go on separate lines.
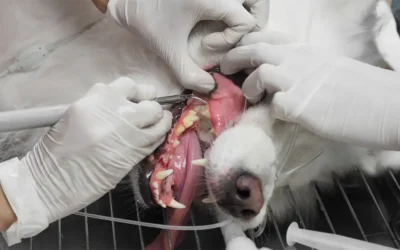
top-left (106, 0), bottom-right (270, 93)
top-left (221, 31), bottom-right (400, 150)
top-left (226, 236), bottom-right (272, 250)
top-left (0, 77), bottom-right (172, 245)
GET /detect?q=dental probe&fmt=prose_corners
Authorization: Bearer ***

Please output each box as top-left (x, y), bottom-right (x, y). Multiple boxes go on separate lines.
top-left (286, 222), bottom-right (396, 250)
top-left (0, 94), bottom-right (205, 133)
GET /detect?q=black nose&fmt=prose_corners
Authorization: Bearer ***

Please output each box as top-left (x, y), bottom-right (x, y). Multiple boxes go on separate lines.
top-left (218, 174), bottom-right (264, 220)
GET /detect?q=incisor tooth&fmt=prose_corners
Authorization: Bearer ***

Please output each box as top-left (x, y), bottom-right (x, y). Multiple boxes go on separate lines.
top-left (191, 159), bottom-right (208, 167)
top-left (168, 199), bottom-right (186, 209)
top-left (202, 197), bottom-right (216, 204)
top-left (156, 169), bottom-right (173, 180)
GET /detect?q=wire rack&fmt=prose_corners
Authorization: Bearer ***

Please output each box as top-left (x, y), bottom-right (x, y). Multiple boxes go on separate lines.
top-left (1, 167), bottom-right (400, 250)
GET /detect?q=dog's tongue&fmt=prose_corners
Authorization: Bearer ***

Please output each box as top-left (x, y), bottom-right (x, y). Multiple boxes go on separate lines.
top-left (146, 67), bottom-right (245, 250)
top-left (146, 131), bottom-right (202, 250)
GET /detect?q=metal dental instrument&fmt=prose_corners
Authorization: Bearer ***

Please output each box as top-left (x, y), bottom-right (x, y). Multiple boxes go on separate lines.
top-left (0, 94), bottom-right (206, 133)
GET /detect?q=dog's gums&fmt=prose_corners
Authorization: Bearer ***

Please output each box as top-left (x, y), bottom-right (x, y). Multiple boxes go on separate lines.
top-left (144, 66), bottom-right (245, 250)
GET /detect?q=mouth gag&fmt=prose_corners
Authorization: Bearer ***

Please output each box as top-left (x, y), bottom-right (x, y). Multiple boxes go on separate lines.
top-left (0, 94), bottom-right (205, 133)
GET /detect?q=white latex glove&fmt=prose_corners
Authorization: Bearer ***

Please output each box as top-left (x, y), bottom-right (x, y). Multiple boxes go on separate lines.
top-left (221, 31), bottom-right (400, 151)
top-left (0, 77), bottom-right (172, 245)
top-left (226, 236), bottom-right (272, 250)
top-left (106, 0), bottom-right (270, 93)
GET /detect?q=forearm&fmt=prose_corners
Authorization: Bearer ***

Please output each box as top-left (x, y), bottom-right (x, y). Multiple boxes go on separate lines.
top-left (0, 185), bottom-right (17, 232)
top-left (91, 0), bottom-right (109, 13)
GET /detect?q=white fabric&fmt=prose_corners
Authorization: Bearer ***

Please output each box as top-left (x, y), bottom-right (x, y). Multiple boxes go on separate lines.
top-left (221, 31), bottom-right (400, 151)
top-left (0, 77), bottom-right (172, 245)
top-left (106, 0), bottom-right (269, 93)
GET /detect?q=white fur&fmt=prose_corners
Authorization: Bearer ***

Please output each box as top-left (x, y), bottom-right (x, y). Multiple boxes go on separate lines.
top-left (0, 0), bottom-right (399, 249)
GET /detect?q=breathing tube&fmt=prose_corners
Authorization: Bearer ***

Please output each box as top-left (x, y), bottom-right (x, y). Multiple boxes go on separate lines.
top-left (74, 211), bottom-right (232, 231)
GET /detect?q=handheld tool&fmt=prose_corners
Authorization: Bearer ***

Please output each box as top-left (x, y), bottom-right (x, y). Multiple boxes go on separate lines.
top-left (0, 94), bottom-right (205, 133)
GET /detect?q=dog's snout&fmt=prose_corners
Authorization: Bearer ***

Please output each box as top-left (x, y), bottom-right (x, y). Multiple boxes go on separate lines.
top-left (218, 173), bottom-right (264, 220)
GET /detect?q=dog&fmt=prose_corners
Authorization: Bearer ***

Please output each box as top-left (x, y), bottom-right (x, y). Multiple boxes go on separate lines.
top-left (0, 0), bottom-right (399, 249)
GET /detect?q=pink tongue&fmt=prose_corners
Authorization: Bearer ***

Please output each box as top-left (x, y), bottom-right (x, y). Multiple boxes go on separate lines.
top-left (146, 131), bottom-right (202, 250)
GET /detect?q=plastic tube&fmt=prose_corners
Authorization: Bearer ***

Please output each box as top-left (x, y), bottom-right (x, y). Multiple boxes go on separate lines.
top-left (74, 211), bottom-right (232, 231)
top-left (286, 222), bottom-right (397, 250)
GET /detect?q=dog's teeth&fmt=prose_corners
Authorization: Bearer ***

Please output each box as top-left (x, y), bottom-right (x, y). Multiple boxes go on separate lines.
top-left (176, 125), bottom-right (185, 136)
top-left (183, 115), bottom-right (199, 128)
top-left (173, 140), bottom-right (180, 148)
top-left (159, 201), bottom-right (166, 208)
top-left (154, 189), bottom-right (159, 196)
top-left (156, 169), bottom-right (173, 180)
top-left (152, 181), bottom-right (159, 189)
top-left (188, 110), bottom-right (197, 116)
top-left (167, 199), bottom-right (186, 209)
top-left (202, 197), bottom-right (216, 204)
top-left (193, 105), bottom-right (206, 112)
top-left (191, 158), bottom-right (208, 167)
top-left (209, 128), bottom-right (215, 135)
top-left (201, 107), bottom-right (211, 119)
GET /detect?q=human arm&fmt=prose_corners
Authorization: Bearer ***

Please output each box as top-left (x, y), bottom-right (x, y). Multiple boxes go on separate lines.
top-left (91, 0), bottom-right (270, 93)
top-left (0, 77), bottom-right (172, 245)
top-left (220, 31), bottom-right (400, 151)
top-left (0, 185), bottom-right (16, 232)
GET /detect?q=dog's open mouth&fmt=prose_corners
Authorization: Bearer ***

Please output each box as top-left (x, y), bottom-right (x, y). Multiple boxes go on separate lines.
top-left (139, 66), bottom-right (246, 250)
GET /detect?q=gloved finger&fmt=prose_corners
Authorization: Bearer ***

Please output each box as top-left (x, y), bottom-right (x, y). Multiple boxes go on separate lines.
top-left (226, 236), bottom-right (259, 250)
top-left (243, 0), bottom-right (270, 31)
top-left (270, 91), bottom-right (294, 122)
top-left (142, 110), bottom-right (173, 146)
top-left (170, 50), bottom-right (216, 93)
top-left (202, 4), bottom-right (256, 51)
top-left (220, 43), bottom-right (285, 74)
top-left (129, 100), bottom-right (164, 128)
top-left (108, 77), bottom-right (157, 102)
top-left (242, 64), bottom-right (292, 104)
top-left (238, 31), bottom-right (297, 47)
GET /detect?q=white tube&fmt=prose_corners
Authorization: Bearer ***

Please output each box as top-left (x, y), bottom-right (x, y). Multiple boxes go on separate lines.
top-left (286, 222), bottom-right (396, 250)
top-left (0, 105), bottom-right (68, 132)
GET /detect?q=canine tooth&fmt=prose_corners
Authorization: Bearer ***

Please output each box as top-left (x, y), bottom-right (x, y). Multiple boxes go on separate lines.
top-left (191, 159), bottom-right (208, 167)
top-left (188, 110), bottom-right (197, 116)
top-left (210, 128), bottom-right (215, 134)
top-left (159, 201), bottom-right (166, 208)
top-left (176, 125), bottom-right (185, 136)
top-left (152, 181), bottom-right (159, 189)
top-left (202, 197), bottom-right (216, 204)
top-left (156, 169), bottom-right (173, 180)
top-left (168, 199), bottom-right (186, 209)
top-left (173, 140), bottom-right (180, 148)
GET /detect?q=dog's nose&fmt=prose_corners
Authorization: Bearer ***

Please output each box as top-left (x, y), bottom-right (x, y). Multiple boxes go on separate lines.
top-left (219, 174), bottom-right (264, 220)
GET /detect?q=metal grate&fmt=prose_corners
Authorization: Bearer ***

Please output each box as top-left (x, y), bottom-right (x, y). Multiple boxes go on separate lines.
top-left (2, 168), bottom-right (400, 250)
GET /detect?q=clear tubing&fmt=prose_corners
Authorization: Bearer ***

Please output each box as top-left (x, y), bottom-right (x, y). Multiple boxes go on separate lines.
top-left (74, 211), bottom-right (232, 231)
